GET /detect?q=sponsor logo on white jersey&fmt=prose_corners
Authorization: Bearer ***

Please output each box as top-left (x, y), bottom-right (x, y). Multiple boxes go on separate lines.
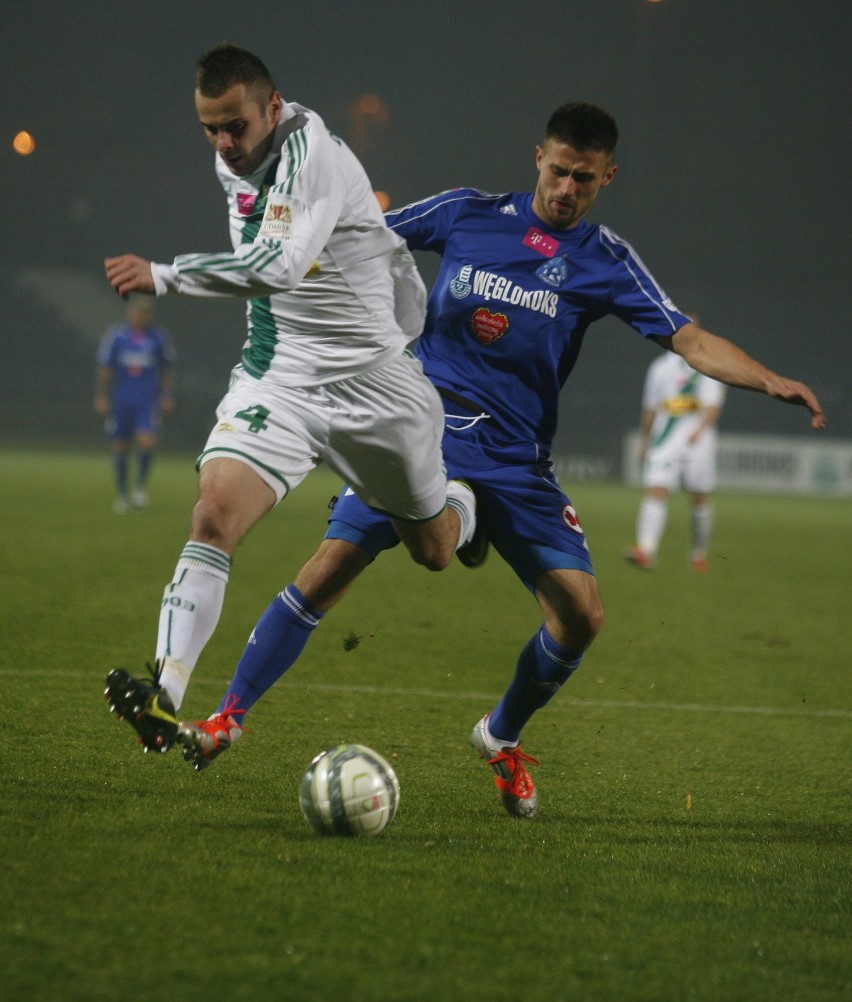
top-left (259, 195), bottom-right (294, 240)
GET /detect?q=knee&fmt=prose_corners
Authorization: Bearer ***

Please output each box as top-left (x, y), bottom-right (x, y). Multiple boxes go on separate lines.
top-left (394, 520), bottom-right (455, 572)
top-left (584, 603), bottom-right (605, 644)
top-left (409, 545), bottom-right (453, 573)
top-left (551, 600), bottom-right (604, 651)
top-left (190, 494), bottom-right (232, 549)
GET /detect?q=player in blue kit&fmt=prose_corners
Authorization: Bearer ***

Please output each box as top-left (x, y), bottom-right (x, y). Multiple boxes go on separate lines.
top-left (95, 298), bottom-right (176, 512)
top-left (176, 103), bottom-right (826, 817)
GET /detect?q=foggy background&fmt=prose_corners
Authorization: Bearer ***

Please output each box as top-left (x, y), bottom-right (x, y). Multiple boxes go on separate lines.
top-left (1, 0), bottom-right (848, 470)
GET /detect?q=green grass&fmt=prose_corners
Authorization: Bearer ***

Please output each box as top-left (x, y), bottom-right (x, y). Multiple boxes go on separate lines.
top-left (1, 448), bottom-right (849, 1001)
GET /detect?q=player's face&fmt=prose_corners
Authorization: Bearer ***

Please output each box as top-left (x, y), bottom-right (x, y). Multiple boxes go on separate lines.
top-left (532, 140), bottom-right (617, 230)
top-left (195, 83), bottom-right (282, 177)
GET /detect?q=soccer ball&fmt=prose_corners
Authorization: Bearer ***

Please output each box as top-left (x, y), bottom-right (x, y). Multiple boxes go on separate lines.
top-left (299, 743), bottom-right (400, 837)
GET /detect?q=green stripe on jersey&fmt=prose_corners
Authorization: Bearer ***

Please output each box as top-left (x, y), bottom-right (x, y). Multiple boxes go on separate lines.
top-left (237, 156), bottom-right (282, 377)
top-left (276, 126), bottom-right (309, 195)
top-left (242, 297), bottom-right (277, 377)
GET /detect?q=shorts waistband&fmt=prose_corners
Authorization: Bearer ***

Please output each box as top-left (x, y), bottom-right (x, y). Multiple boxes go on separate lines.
top-left (437, 386), bottom-right (488, 415)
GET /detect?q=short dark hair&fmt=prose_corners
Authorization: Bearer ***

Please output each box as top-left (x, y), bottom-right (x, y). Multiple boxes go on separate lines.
top-left (545, 102), bottom-right (618, 156)
top-left (195, 43), bottom-right (276, 101)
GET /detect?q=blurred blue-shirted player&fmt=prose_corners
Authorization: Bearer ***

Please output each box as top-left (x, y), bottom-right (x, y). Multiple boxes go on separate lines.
top-left (95, 298), bottom-right (176, 512)
top-left (176, 103), bottom-right (826, 815)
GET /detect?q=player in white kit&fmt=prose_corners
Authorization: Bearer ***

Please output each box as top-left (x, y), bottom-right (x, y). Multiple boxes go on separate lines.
top-left (627, 349), bottom-right (726, 571)
top-left (102, 44), bottom-right (477, 754)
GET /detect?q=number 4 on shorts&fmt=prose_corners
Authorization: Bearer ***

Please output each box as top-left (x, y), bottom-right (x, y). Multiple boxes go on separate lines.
top-left (235, 404), bottom-right (271, 434)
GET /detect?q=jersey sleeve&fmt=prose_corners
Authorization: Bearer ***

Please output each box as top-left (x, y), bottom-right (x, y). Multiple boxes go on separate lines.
top-left (597, 226), bottom-right (693, 338)
top-left (385, 189), bottom-right (478, 252)
top-left (152, 120), bottom-right (345, 299)
top-left (95, 328), bottom-right (118, 367)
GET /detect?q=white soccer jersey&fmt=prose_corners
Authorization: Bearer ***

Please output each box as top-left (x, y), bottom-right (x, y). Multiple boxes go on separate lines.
top-left (643, 351), bottom-right (726, 443)
top-left (151, 101), bottom-right (425, 387)
top-left (642, 351), bottom-right (727, 492)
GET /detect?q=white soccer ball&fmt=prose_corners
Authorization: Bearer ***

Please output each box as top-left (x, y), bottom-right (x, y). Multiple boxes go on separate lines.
top-left (299, 743), bottom-right (400, 837)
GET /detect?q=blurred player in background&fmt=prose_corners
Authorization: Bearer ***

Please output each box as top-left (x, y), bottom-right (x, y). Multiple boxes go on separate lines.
top-left (94, 297), bottom-right (176, 512)
top-left (102, 44), bottom-right (477, 755)
top-left (174, 101), bottom-right (825, 819)
top-left (626, 314), bottom-right (726, 572)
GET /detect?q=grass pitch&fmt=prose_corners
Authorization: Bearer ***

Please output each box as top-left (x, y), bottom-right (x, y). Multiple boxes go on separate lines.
top-left (1, 449), bottom-right (849, 1000)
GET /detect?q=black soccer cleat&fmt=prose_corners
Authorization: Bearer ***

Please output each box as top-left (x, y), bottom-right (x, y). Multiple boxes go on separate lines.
top-left (104, 666), bottom-right (178, 753)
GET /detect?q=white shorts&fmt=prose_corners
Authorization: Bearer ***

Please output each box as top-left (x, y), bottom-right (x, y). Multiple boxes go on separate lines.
top-left (197, 354), bottom-right (447, 520)
top-left (643, 428), bottom-right (718, 494)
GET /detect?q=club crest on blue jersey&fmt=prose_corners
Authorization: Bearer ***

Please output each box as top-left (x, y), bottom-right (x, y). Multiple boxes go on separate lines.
top-left (536, 256), bottom-right (569, 289)
top-left (450, 264), bottom-right (473, 300)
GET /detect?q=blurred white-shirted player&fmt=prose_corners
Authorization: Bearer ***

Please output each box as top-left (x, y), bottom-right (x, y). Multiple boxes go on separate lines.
top-left (627, 344), bottom-right (726, 572)
top-left (102, 43), bottom-right (477, 755)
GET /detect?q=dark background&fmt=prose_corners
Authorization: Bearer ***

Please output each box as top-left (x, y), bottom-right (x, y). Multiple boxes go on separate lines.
top-left (1, 0), bottom-right (848, 467)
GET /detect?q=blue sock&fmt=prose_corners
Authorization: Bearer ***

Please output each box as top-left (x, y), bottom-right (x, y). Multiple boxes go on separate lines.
top-left (217, 584), bottom-right (324, 717)
top-left (114, 454), bottom-right (128, 495)
top-left (137, 450), bottom-right (152, 489)
top-left (488, 626), bottom-right (584, 744)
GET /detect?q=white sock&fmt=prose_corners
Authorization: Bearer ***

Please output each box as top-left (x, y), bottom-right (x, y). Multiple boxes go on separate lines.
top-left (637, 496), bottom-right (667, 556)
top-left (445, 480), bottom-right (477, 549)
top-left (157, 657), bottom-right (193, 711)
top-left (692, 503), bottom-right (713, 558)
top-left (484, 716), bottom-right (518, 753)
top-left (155, 542), bottom-right (230, 709)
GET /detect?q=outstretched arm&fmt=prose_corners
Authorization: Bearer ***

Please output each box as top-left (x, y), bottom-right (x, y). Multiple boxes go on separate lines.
top-left (659, 323), bottom-right (826, 430)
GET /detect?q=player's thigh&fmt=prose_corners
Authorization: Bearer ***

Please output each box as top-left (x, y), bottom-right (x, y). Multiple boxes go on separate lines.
top-left (325, 357), bottom-right (447, 521)
top-left (326, 488), bottom-right (400, 559)
top-left (133, 401), bottom-right (160, 438)
top-left (473, 461), bottom-right (595, 590)
top-left (682, 433), bottom-right (718, 493)
top-left (642, 443), bottom-right (682, 492)
top-left (198, 370), bottom-right (323, 504)
top-left (109, 402), bottom-right (134, 441)
top-left (193, 456), bottom-right (277, 547)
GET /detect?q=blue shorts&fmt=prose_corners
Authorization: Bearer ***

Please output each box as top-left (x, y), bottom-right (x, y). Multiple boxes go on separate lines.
top-left (107, 399), bottom-right (159, 440)
top-left (326, 396), bottom-right (594, 593)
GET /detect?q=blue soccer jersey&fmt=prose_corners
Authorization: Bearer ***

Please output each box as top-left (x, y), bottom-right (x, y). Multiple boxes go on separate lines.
top-left (387, 188), bottom-right (692, 452)
top-left (97, 323), bottom-right (175, 406)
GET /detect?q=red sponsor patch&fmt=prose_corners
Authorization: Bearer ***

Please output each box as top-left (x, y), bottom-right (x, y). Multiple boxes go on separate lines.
top-left (471, 308), bottom-right (509, 345)
top-left (236, 192), bottom-right (256, 215)
top-left (523, 227), bottom-right (559, 257)
top-left (562, 504), bottom-right (584, 533)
